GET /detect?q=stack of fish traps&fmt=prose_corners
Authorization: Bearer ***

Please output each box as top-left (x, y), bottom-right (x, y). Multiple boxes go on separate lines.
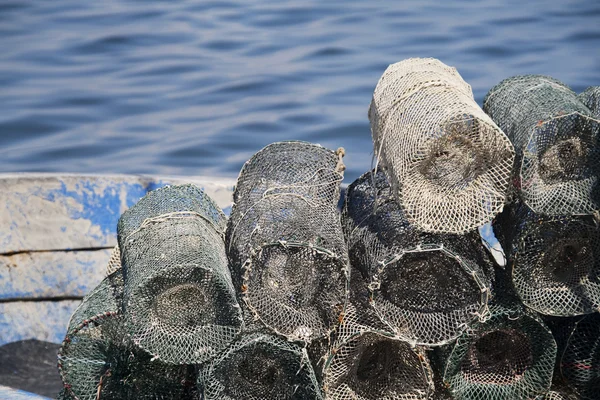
top-left (56, 58), bottom-right (599, 400)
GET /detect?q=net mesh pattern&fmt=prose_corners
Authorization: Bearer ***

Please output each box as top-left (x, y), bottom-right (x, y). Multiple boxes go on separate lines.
top-left (559, 313), bottom-right (600, 400)
top-left (443, 307), bottom-right (556, 400)
top-left (342, 170), bottom-right (493, 346)
top-left (199, 332), bottom-right (323, 400)
top-left (483, 75), bottom-right (600, 215)
top-left (59, 314), bottom-right (194, 400)
top-left (534, 386), bottom-right (579, 400)
top-left (226, 141), bottom-right (349, 342)
top-left (106, 245), bottom-right (121, 276)
top-left (117, 184), bottom-right (242, 364)
top-left (322, 304), bottom-right (434, 400)
top-left (493, 202), bottom-right (600, 316)
top-left (579, 86), bottom-right (600, 119)
top-left (369, 57), bottom-right (514, 234)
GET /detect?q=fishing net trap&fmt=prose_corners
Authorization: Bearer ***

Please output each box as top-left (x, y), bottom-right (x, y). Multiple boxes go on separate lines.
top-left (198, 332), bottom-right (323, 400)
top-left (342, 170), bottom-right (493, 346)
top-left (226, 141), bottom-right (349, 342)
top-left (493, 201), bottom-right (600, 316)
top-left (558, 313), bottom-right (600, 400)
top-left (369, 57), bottom-right (514, 234)
top-left (579, 86), bottom-right (600, 119)
top-left (58, 272), bottom-right (195, 399)
top-left (483, 75), bottom-right (600, 216)
top-left (117, 184), bottom-right (242, 364)
top-left (321, 304), bottom-right (434, 400)
top-left (442, 306), bottom-right (556, 400)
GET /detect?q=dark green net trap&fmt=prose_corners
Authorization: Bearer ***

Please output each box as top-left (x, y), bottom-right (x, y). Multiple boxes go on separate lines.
top-left (117, 184), bottom-right (242, 364)
top-left (483, 75), bottom-right (600, 216)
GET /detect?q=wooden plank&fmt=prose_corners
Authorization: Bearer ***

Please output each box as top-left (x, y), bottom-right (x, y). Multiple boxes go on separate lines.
top-left (0, 386), bottom-right (51, 400)
top-left (0, 300), bottom-right (80, 346)
top-left (0, 250), bottom-right (111, 300)
top-left (0, 173), bottom-right (235, 254)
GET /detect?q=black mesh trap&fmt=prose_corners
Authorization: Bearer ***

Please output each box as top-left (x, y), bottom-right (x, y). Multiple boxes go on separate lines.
top-left (226, 141), bottom-right (349, 342)
top-left (342, 170), bottom-right (493, 346)
top-left (199, 332), bottom-right (323, 400)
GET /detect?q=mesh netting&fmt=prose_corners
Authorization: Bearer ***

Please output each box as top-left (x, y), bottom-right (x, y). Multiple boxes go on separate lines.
top-left (369, 57), bottom-right (514, 234)
top-left (534, 386), bottom-right (579, 400)
top-left (443, 306), bottom-right (556, 400)
top-left (492, 201), bottom-right (600, 316)
top-left (226, 141), bottom-right (349, 342)
top-left (59, 314), bottom-right (195, 400)
top-left (199, 332), bottom-right (323, 400)
top-left (559, 313), bottom-right (600, 400)
top-left (106, 245), bottom-right (121, 276)
top-left (322, 304), bottom-right (434, 400)
top-left (117, 184), bottom-right (242, 364)
top-left (483, 75), bottom-right (600, 215)
top-left (579, 86), bottom-right (600, 119)
top-left (342, 170), bottom-right (493, 346)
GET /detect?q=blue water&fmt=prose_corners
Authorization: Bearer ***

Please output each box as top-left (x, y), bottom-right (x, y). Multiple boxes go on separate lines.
top-left (1, 0), bottom-right (599, 183)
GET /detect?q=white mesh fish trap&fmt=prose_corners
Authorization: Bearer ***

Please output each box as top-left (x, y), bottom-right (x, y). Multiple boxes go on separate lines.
top-left (484, 75), bottom-right (600, 215)
top-left (443, 307), bottom-right (556, 400)
top-left (579, 86), bottom-right (600, 119)
top-left (199, 332), bottom-right (323, 400)
top-left (559, 313), bottom-right (600, 400)
top-left (369, 58), bottom-right (514, 234)
top-left (493, 202), bottom-right (600, 316)
top-left (59, 314), bottom-right (195, 400)
top-left (534, 386), bottom-right (579, 400)
top-left (117, 184), bottom-right (242, 364)
top-left (322, 305), bottom-right (434, 400)
top-left (226, 141), bottom-right (349, 342)
top-left (342, 170), bottom-right (492, 346)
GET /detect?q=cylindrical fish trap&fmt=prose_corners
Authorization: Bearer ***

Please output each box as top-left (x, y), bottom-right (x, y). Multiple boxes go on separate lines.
top-left (342, 170), bottom-right (492, 346)
top-left (369, 57), bottom-right (514, 234)
top-left (58, 273), bottom-right (194, 399)
top-left (579, 86), bottom-right (600, 118)
top-left (59, 314), bottom-right (194, 400)
top-left (534, 386), bottom-right (579, 400)
top-left (226, 141), bottom-right (349, 342)
top-left (117, 184), bottom-right (242, 364)
top-left (199, 332), bottom-right (323, 400)
top-left (443, 307), bottom-right (556, 400)
top-left (559, 313), bottom-right (600, 400)
top-left (322, 305), bottom-right (434, 400)
top-left (484, 75), bottom-right (600, 215)
top-left (493, 202), bottom-right (600, 316)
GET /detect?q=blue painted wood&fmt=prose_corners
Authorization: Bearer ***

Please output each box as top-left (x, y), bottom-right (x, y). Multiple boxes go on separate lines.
top-left (0, 385), bottom-right (52, 400)
top-left (0, 300), bottom-right (81, 347)
top-left (0, 250), bottom-right (111, 300)
top-left (0, 174), bottom-right (235, 254)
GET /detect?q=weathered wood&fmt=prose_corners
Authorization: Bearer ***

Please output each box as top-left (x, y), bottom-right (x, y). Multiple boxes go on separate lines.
top-left (0, 300), bottom-right (80, 346)
top-left (0, 173), bottom-right (235, 254)
top-left (0, 250), bottom-right (111, 300)
top-left (0, 386), bottom-right (51, 400)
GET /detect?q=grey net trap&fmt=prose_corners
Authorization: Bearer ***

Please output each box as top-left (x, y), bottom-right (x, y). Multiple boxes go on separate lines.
top-left (226, 141), bottom-right (349, 342)
top-left (483, 75), bottom-right (600, 216)
top-left (493, 201), bottom-right (600, 316)
top-left (321, 304), bottom-right (434, 400)
top-left (342, 170), bottom-right (493, 346)
top-left (558, 313), bottom-right (600, 400)
top-left (198, 332), bottom-right (323, 400)
top-left (368, 57), bottom-right (514, 234)
top-left (442, 306), bottom-right (556, 400)
top-left (117, 184), bottom-right (242, 364)
top-left (58, 272), bottom-right (195, 400)
top-left (579, 86), bottom-right (600, 119)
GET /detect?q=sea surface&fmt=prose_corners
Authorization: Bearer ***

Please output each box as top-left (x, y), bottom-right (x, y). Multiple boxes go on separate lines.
top-left (1, 0), bottom-right (599, 183)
